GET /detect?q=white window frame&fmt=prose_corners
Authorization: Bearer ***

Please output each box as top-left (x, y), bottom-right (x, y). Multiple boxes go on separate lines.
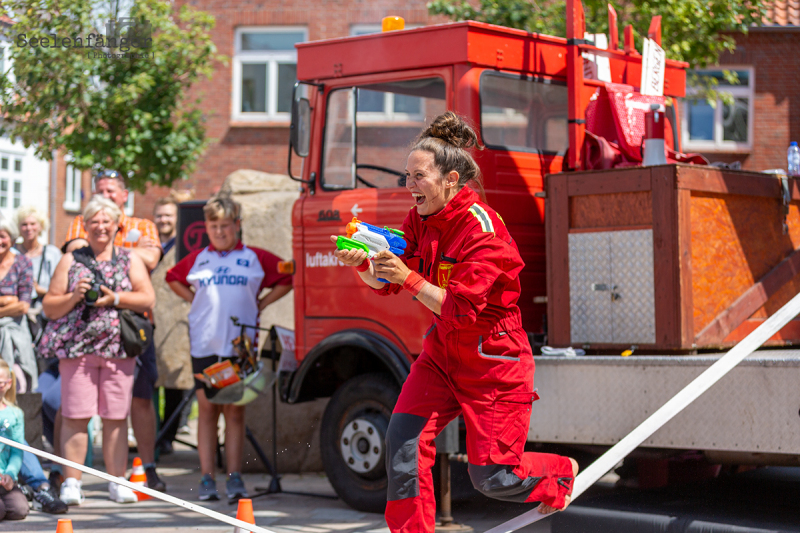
top-left (231, 26), bottom-right (306, 123)
top-left (682, 66), bottom-right (754, 152)
top-left (63, 163), bottom-right (82, 212)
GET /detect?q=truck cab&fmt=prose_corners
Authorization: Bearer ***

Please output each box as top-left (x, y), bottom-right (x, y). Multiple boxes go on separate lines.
top-left (282, 20), bottom-right (688, 511)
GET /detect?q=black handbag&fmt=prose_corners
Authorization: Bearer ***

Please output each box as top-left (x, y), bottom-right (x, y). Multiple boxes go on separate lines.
top-left (118, 308), bottom-right (153, 358)
top-left (73, 246), bottom-right (152, 358)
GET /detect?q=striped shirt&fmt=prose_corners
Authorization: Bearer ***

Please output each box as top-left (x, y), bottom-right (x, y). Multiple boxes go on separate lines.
top-left (65, 214), bottom-right (159, 249)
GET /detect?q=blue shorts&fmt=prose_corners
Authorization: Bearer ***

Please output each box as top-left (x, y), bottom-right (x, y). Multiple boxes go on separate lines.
top-left (132, 340), bottom-right (158, 400)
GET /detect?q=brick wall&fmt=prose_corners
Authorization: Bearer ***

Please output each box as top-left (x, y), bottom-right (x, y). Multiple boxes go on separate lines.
top-left (702, 28), bottom-right (800, 171)
top-left (48, 1), bottom-right (439, 226)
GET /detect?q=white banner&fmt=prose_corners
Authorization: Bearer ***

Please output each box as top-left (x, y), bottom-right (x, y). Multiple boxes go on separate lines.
top-left (640, 37), bottom-right (665, 96)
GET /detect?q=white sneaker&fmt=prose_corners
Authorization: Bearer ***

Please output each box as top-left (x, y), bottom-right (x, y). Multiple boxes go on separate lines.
top-left (109, 477), bottom-right (138, 503)
top-left (60, 477), bottom-right (84, 506)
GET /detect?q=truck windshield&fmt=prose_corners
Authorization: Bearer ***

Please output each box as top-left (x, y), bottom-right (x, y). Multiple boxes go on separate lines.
top-left (322, 77), bottom-right (447, 190)
top-left (480, 72), bottom-right (569, 155)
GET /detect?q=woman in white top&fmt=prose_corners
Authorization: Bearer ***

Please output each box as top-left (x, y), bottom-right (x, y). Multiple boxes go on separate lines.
top-left (15, 206), bottom-right (63, 307)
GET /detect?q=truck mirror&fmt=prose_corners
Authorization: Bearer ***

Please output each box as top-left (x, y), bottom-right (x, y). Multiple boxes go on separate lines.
top-left (291, 97), bottom-right (311, 158)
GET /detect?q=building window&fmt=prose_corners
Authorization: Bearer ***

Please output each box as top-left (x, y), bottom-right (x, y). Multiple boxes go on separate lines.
top-left (0, 157), bottom-right (7, 170)
top-left (64, 164), bottom-right (82, 212)
top-left (682, 68), bottom-right (753, 151)
top-left (14, 159), bottom-right (21, 172)
top-left (12, 180), bottom-right (20, 208)
top-left (0, 179), bottom-right (7, 208)
top-left (232, 27), bottom-right (306, 122)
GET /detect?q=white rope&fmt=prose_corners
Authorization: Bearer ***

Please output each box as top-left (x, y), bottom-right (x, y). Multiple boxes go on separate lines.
top-left (0, 435), bottom-right (275, 533)
top-left (484, 289), bottom-right (800, 533)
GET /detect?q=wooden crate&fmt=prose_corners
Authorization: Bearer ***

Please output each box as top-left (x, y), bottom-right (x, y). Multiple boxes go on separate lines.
top-left (545, 164), bottom-right (800, 351)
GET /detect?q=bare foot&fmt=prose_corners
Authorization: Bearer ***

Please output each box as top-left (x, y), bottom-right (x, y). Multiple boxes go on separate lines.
top-left (537, 458), bottom-right (579, 515)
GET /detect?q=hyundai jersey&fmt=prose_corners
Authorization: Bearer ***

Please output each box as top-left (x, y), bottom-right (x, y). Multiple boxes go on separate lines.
top-left (166, 242), bottom-right (292, 358)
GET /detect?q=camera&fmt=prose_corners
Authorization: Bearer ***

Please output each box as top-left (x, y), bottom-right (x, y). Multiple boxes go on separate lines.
top-left (84, 274), bottom-right (103, 307)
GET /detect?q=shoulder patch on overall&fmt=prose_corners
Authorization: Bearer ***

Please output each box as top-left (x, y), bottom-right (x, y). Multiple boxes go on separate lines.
top-left (468, 204), bottom-right (494, 233)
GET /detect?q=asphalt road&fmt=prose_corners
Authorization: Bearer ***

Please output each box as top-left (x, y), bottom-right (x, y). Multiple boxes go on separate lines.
top-left (4, 442), bottom-right (798, 533)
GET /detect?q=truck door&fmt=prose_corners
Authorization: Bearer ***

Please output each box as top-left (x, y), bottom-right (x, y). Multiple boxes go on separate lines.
top-left (301, 71), bottom-right (450, 358)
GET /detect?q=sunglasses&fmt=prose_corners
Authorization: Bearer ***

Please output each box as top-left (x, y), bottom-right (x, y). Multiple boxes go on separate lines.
top-left (96, 169), bottom-right (122, 179)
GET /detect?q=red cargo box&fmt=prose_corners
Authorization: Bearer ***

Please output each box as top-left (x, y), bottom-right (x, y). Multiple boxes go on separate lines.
top-left (546, 164), bottom-right (800, 351)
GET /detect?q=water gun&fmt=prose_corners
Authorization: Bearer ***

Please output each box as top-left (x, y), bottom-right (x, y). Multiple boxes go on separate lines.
top-left (336, 217), bottom-right (407, 282)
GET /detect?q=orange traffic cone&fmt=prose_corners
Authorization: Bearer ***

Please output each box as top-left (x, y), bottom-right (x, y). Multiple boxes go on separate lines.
top-left (127, 457), bottom-right (149, 501)
top-left (55, 518), bottom-right (73, 533)
top-left (233, 498), bottom-right (255, 533)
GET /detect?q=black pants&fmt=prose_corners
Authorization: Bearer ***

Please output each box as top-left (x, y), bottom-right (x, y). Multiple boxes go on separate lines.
top-left (161, 388), bottom-right (192, 443)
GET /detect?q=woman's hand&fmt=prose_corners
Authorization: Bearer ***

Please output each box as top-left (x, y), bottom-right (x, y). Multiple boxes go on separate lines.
top-left (329, 236), bottom-right (369, 267)
top-left (373, 250), bottom-right (412, 285)
top-left (0, 473), bottom-right (13, 490)
top-left (70, 277), bottom-right (92, 305)
top-left (93, 286), bottom-right (118, 308)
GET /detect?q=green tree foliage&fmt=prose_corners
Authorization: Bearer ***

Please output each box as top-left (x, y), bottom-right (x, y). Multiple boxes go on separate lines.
top-left (428, 0), bottom-right (766, 70)
top-left (0, 0), bottom-right (223, 191)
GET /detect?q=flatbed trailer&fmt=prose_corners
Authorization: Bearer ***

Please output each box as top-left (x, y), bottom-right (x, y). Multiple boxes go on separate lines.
top-left (533, 351), bottom-right (800, 463)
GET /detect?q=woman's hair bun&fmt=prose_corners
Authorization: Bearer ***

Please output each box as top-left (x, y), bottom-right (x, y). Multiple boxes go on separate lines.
top-left (419, 111), bottom-right (479, 150)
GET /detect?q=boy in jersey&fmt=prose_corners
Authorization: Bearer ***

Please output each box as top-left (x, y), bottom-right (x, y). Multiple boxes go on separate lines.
top-left (166, 194), bottom-right (292, 501)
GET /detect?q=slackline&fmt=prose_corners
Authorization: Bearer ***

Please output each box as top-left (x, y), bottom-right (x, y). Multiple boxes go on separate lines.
top-left (0, 435), bottom-right (275, 533)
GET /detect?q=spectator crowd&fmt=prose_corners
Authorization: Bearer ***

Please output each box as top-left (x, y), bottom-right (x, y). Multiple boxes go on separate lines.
top-left (0, 170), bottom-right (292, 522)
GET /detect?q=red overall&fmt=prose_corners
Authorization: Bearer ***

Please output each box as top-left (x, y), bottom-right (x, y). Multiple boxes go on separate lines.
top-left (375, 187), bottom-right (574, 533)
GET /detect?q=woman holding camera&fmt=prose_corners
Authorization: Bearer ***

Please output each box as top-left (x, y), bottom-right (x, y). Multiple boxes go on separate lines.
top-left (41, 196), bottom-right (155, 505)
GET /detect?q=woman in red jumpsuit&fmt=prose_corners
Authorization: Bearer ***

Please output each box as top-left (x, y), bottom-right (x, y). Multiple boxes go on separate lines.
top-left (331, 112), bottom-right (578, 532)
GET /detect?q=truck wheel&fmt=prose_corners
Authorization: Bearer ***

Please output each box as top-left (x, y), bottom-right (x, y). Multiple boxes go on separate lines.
top-left (321, 373), bottom-right (400, 513)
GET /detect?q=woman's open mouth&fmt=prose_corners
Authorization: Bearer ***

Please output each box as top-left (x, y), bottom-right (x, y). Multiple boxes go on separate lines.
top-left (412, 193), bottom-right (426, 206)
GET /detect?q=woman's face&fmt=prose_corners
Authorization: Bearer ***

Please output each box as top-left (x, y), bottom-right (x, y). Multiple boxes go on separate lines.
top-left (405, 150), bottom-right (459, 216)
top-left (85, 209), bottom-right (118, 247)
top-left (206, 217), bottom-right (240, 251)
top-left (19, 216), bottom-right (42, 243)
top-left (0, 231), bottom-right (12, 255)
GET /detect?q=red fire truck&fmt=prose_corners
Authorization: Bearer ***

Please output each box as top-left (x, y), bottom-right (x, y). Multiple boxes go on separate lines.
top-left (280, 1), bottom-right (800, 513)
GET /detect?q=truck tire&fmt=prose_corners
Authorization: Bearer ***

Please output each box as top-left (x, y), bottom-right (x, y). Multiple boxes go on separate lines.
top-left (320, 373), bottom-right (400, 513)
